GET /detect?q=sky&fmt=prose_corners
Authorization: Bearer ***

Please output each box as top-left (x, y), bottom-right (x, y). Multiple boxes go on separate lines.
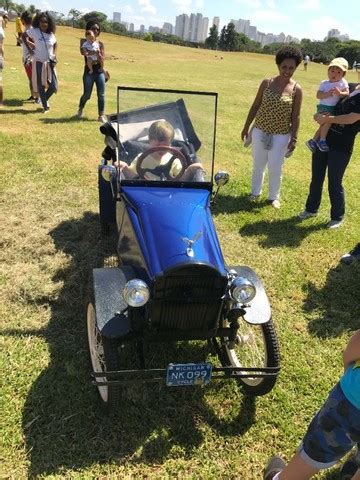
top-left (38, 0), bottom-right (359, 41)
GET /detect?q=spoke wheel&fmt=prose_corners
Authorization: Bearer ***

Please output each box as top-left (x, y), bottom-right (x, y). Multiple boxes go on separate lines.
top-left (86, 300), bottom-right (121, 411)
top-left (221, 318), bottom-right (279, 396)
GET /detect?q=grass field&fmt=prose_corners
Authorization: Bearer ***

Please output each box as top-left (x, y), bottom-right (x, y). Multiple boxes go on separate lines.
top-left (0, 23), bottom-right (359, 479)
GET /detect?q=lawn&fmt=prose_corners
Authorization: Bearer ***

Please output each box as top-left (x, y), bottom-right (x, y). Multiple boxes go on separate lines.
top-left (0, 23), bottom-right (359, 479)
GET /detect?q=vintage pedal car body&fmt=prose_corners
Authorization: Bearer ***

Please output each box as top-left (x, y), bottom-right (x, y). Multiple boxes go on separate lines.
top-left (86, 87), bottom-right (280, 411)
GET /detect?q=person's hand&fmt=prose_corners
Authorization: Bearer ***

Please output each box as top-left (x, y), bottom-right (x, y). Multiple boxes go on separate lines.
top-left (241, 128), bottom-right (248, 142)
top-left (314, 112), bottom-right (330, 125)
top-left (287, 137), bottom-right (297, 153)
top-left (333, 86), bottom-right (342, 96)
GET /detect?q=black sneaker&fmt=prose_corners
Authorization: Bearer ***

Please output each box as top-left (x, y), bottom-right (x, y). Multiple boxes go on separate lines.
top-left (264, 456), bottom-right (286, 480)
top-left (341, 243), bottom-right (360, 265)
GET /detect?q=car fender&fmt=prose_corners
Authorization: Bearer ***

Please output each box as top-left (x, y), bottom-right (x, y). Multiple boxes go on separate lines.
top-left (92, 266), bottom-right (137, 338)
top-left (229, 265), bottom-right (271, 325)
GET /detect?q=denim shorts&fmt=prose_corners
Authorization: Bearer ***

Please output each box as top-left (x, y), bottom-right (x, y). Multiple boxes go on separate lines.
top-left (299, 383), bottom-right (360, 469)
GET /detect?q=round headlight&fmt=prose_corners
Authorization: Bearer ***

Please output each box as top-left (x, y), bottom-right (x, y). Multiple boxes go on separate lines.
top-left (123, 279), bottom-right (150, 307)
top-left (230, 277), bottom-right (256, 303)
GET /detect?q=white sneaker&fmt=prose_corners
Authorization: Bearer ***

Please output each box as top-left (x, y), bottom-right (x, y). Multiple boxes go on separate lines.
top-left (98, 115), bottom-right (107, 123)
top-left (298, 210), bottom-right (317, 219)
top-left (270, 199), bottom-right (281, 209)
top-left (327, 219), bottom-right (343, 229)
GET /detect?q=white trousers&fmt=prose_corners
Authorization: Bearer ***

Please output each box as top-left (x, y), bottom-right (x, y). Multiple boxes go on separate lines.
top-left (251, 127), bottom-right (290, 200)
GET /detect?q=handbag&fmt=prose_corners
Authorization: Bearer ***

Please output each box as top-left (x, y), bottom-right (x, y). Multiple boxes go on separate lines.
top-left (104, 70), bottom-right (110, 82)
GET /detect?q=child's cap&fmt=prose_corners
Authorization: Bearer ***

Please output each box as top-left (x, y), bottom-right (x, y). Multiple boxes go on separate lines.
top-left (328, 57), bottom-right (348, 72)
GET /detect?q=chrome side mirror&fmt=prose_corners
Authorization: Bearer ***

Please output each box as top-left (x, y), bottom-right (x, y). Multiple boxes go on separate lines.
top-left (214, 171), bottom-right (230, 187)
top-left (101, 165), bottom-right (117, 182)
top-left (212, 171), bottom-right (230, 204)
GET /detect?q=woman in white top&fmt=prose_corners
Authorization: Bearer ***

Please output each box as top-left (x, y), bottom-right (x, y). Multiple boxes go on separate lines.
top-left (23, 11), bottom-right (57, 113)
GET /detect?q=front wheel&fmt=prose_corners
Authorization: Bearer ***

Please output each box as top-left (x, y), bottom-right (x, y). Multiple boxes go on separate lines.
top-left (221, 318), bottom-right (280, 396)
top-left (86, 299), bottom-right (121, 411)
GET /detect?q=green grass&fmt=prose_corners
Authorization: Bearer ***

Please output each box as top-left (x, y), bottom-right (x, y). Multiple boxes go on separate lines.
top-left (1, 23), bottom-right (359, 479)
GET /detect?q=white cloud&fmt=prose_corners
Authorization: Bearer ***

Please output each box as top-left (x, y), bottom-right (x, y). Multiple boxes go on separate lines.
top-left (41, 0), bottom-right (54, 10)
top-left (266, 0), bottom-right (276, 8)
top-left (171, 0), bottom-right (192, 14)
top-left (251, 9), bottom-right (288, 24)
top-left (138, 0), bottom-right (157, 15)
top-left (79, 7), bottom-right (91, 14)
top-left (307, 15), bottom-right (346, 40)
top-left (234, 0), bottom-right (262, 8)
top-left (195, 0), bottom-right (204, 7)
top-left (297, 0), bottom-right (321, 10)
top-left (123, 5), bottom-right (135, 14)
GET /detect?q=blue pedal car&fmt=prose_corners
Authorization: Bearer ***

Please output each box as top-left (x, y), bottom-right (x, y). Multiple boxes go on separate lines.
top-left (86, 87), bottom-right (280, 411)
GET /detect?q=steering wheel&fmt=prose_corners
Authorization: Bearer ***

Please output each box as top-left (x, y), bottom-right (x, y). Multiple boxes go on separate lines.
top-left (136, 146), bottom-right (187, 180)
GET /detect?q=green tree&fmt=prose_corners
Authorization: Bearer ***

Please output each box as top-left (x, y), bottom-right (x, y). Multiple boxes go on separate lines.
top-left (337, 41), bottom-right (360, 68)
top-left (218, 25), bottom-right (227, 51)
top-left (68, 8), bottom-right (81, 27)
top-left (205, 24), bottom-right (218, 50)
top-left (82, 11), bottom-right (107, 28)
top-left (143, 32), bottom-right (152, 41)
top-left (0, 0), bottom-right (14, 12)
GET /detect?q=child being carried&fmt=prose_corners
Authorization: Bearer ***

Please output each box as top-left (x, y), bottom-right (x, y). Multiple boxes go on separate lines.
top-left (306, 57), bottom-right (349, 153)
top-left (83, 29), bottom-right (103, 74)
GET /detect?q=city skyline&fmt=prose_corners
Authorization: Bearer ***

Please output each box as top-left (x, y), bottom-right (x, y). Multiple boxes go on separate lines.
top-left (37, 0), bottom-right (359, 42)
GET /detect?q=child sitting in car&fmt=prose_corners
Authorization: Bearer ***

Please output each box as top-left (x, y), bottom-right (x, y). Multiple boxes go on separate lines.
top-left (119, 120), bottom-right (204, 181)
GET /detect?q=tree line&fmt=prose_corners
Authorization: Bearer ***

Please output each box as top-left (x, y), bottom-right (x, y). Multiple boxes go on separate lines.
top-left (1, 2), bottom-right (359, 66)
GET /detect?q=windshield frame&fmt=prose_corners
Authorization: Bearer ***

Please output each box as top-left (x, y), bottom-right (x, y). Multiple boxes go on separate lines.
top-left (108, 86), bottom-right (218, 187)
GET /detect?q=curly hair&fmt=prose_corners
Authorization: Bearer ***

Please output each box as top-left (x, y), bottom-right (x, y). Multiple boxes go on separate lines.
top-left (32, 11), bottom-right (56, 34)
top-left (85, 20), bottom-right (101, 34)
top-left (275, 46), bottom-right (302, 67)
top-left (20, 10), bottom-right (33, 26)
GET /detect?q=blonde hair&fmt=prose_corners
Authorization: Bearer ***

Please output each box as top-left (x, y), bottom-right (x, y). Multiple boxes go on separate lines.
top-left (148, 120), bottom-right (174, 145)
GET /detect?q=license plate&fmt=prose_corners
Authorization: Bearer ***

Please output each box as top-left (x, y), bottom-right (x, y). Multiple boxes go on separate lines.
top-left (166, 363), bottom-right (212, 386)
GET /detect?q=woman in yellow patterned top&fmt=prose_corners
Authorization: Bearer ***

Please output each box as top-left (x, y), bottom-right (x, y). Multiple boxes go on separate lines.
top-left (241, 46), bottom-right (303, 209)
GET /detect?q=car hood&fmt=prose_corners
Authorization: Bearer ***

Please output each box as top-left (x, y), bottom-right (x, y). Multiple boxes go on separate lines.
top-left (122, 186), bottom-right (226, 277)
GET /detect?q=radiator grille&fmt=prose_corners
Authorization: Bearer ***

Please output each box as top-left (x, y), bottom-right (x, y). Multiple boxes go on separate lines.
top-left (150, 264), bottom-right (227, 331)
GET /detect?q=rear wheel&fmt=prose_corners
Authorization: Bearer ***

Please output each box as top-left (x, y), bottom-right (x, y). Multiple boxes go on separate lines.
top-left (221, 318), bottom-right (279, 396)
top-left (86, 300), bottom-right (121, 411)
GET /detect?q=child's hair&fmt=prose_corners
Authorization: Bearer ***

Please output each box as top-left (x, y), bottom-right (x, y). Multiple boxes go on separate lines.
top-left (148, 120), bottom-right (174, 144)
top-left (85, 30), bottom-right (95, 39)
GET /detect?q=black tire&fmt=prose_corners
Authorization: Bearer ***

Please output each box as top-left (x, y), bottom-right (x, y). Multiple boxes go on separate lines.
top-left (86, 299), bottom-right (121, 411)
top-left (220, 317), bottom-right (280, 396)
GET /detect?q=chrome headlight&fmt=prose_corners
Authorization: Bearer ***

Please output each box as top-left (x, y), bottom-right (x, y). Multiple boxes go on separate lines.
top-left (229, 276), bottom-right (256, 303)
top-left (123, 279), bottom-right (150, 307)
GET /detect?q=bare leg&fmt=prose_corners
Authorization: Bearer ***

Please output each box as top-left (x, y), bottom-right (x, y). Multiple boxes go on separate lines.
top-left (319, 123), bottom-right (331, 141)
top-left (86, 57), bottom-right (93, 74)
top-left (312, 126), bottom-right (321, 141)
top-left (278, 453), bottom-right (319, 480)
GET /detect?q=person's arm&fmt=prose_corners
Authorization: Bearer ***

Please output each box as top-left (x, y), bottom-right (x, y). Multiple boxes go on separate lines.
top-left (333, 86), bottom-right (349, 98)
top-left (241, 79), bottom-right (268, 141)
top-left (53, 40), bottom-right (57, 56)
top-left (288, 84), bottom-right (303, 151)
top-left (22, 31), bottom-right (35, 53)
top-left (315, 111), bottom-right (360, 125)
top-left (343, 330), bottom-right (360, 369)
top-left (98, 40), bottom-right (105, 62)
top-left (316, 89), bottom-right (334, 100)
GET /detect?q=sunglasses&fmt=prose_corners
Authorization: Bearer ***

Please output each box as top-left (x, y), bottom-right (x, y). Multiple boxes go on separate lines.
top-left (91, 27), bottom-right (100, 31)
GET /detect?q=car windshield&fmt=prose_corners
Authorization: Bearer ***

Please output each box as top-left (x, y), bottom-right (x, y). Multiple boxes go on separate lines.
top-left (106, 87), bottom-right (217, 184)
